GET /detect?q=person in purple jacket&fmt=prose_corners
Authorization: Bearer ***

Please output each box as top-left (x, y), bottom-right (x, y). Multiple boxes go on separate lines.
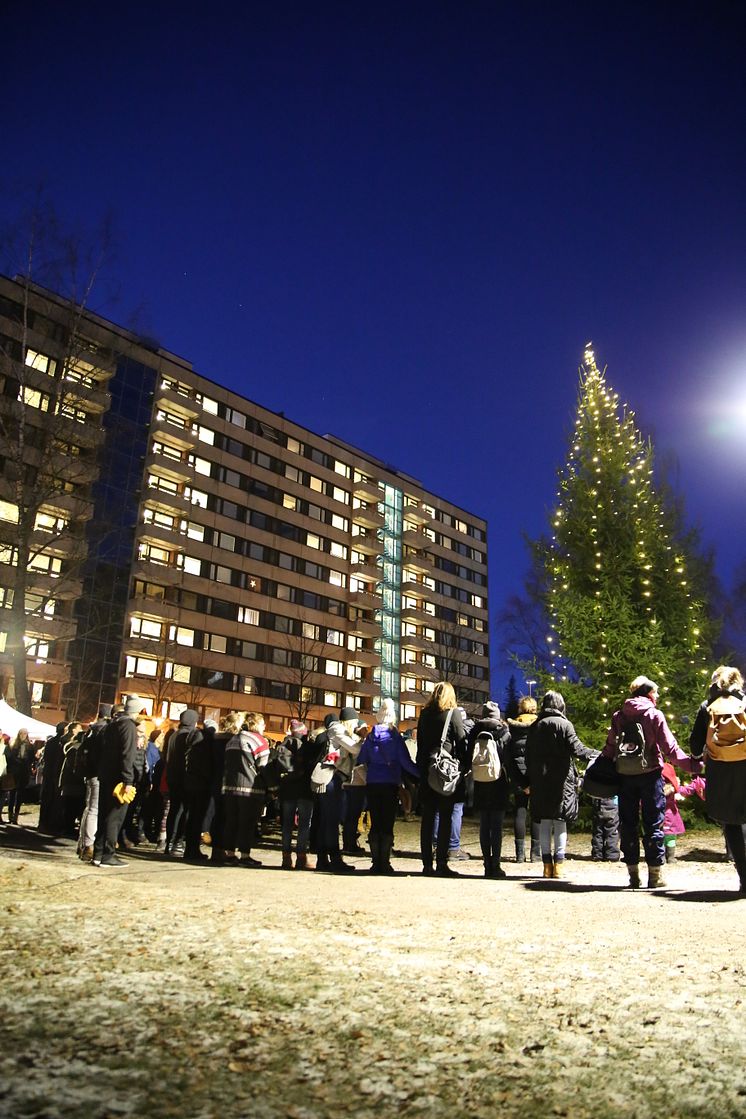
top-left (357, 699), bottom-right (420, 875)
top-left (602, 676), bottom-right (701, 890)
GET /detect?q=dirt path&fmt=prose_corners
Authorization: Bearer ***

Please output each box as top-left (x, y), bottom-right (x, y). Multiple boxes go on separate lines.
top-left (1, 813), bottom-right (745, 1119)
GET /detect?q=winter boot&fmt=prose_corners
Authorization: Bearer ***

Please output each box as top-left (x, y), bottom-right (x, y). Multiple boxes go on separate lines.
top-left (552, 859), bottom-right (564, 879)
top-left (281, 851), bottom-right (294, 870)
top-left (647, 864), bottom-right (666, 889)
top-left (514, 841), bottom-right (526, 863)
top-left (542, 858), bottom-right (554, 879)
top-left (330, 855), bottom-right (356, 874)
top-left (295, 852), bottom-right (314, 871)
top-left (315, 852), bottom-right (330, 872)
top-left (628, 864), bottom-right (641, 889)
top-left (492, 860), bottom-right (507, 880)
top-left (368, 834), bottom-right (381, 874)
top-left (530, 842), bottom-right (542, 863)
top-left (379, 835), bottom-right (395, 875)
top-left (665, 842), bottom-right (676, 863)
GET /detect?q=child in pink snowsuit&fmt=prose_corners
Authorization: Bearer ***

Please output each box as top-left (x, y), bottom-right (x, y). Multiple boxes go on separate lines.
top-left (662, 762), bottom-right (685, 863)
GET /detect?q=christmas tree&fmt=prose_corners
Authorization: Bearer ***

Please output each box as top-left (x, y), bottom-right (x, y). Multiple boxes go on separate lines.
top-left (532, 346), bottom-right (716, 739)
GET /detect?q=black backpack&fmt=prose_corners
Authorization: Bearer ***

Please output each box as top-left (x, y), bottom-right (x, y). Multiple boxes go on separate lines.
top-left (614, 718), bottom-right (656, 775)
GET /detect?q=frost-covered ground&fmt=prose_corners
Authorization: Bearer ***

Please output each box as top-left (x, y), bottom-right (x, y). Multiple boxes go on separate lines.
top-left (1, 812), bottom-right (745, 1119)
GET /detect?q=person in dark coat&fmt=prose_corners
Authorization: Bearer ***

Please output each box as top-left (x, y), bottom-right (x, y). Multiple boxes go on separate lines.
top-left (164, 709), bottom-right (202, 857)
top-left (416, 681), bottom-right (467, 878)
top-left (505, 696), bottom-right (540, 862)
top-left (689, 664), bottom-right (746, 895)
top-left (38, 721), bottom-right (67, 834)
top-left (182, 713), bottom-right (212, 862)
top-left (92, 696), bottom-right (140, 868)
top-left (526, 691), bottom-right (595, 879)
top-left (468, 701), bottom-right (511, 878)
top-left (278, 720), bottom-right (319, 870)
top-left (2, 729), bottom-right (34, 825)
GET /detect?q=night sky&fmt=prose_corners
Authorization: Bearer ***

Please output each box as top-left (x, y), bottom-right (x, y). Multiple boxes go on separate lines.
top-left (3, 1), bottom-right (745, 686)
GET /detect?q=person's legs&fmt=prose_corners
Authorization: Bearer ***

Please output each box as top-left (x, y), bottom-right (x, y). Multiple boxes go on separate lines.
top-left (553, 819), bottom-right (568, 860)
top-left (491, 809), bottom-right (505, 877)
top-left (420, 786), bottom-right (437, 872)
top-left (591, 802), bottom-right (604, 860)
top-left (281, 798), bottom-right (295, 853)
top-left (479, 808), bottom-right (492, 872)
top-left (435, 797), bottom-right (455, 875)
top-left (295, 799), bottom-right (314, 854)
top-left (449, 800), bottom-right (464, 852)
top-left (618, 777), bottom-right (642, 885)
top-left (513, 798), bottom-right (527, 861)
top-left (723, 823), bottom-right (746, 892)
top-left (640, 772), bottom-right (665, 868)
top-left (539, 818), bottom-right (553, 877)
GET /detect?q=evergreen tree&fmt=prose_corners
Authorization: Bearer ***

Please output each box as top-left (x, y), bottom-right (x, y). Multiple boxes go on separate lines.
top-left (532, 346), bottom-right (716, 738)
top-left (503, 674), bottom-right (520, 720)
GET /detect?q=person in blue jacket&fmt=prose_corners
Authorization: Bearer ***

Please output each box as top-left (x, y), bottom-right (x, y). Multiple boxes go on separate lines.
top-left (358, 699), bottom-right (419, 874)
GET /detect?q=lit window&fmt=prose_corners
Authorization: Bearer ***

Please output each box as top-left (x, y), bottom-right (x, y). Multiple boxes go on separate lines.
top-left (138, 543), bottom-right (171, 566)
top-left (191, 455), bottom-right (212, 476)
top-left (332, 487), bottom-right (349, 505)
top-left (307, 533), bottom-right (321, 549)
top-left (283, 494), bottom-right (297, 510)
top-left (20, 387), bottom-right (50, 411)
top-left (325, 659), bottom-right (343, 677)
top-left (186, 522), bottom-right (204, 541)
top-left (303, 623), bottom-right (319, 639)
top-left (329, 570), bottom-right (346, 588)
top-left (26, 348), bottom-right (55, 373)
top-left (238, 606), bottom-right (259, 625)
top-left (402, 704), bottom-right (416, 720)
top-left (219, 532), bottom-right (236, 552)
top-left (324, 690), bottom-right (341, 706)
top-left (309, 476), bottom-right (323, 493)
top-left (125, 655), bottom-right (158, 677)
top-left (205, 633), bottom-right (227, 653)
top-left (172, 664), bottom-right (191, 682)
top-left (169, 626), bottom-right (194, 646)
top-left (331, 514), bottom-right (348, 532)
top-left (185, 487), bottom-right (208, 508)
top-left (201, 396), bottom-right (219, 414)
top-left (330, 541), bottom-right (348, 560)
top-left (287, 437), bottom-right (302, 454)
top-left (180, 556), bottom-right (201, 576)
top-left (0, 501), bottom-right (19, 524)
top-left (130, 617), bottom-right (162, 640)
top-left (334, 460), bottom-right (350, 478)
top-left (28, 553), bottom-right (62, 576)
top-left (327, 629), bottom-right (344, 646)
top-left (471, 594), bottom-right (484, 608)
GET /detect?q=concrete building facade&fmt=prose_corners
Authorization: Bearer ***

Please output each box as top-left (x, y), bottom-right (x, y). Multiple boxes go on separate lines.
top-left (0, 275), bottom-right (489, 732)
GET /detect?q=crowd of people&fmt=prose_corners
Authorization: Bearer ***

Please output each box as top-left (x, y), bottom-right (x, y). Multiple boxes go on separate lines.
top-left (2, 664), bottom-right (745, 894)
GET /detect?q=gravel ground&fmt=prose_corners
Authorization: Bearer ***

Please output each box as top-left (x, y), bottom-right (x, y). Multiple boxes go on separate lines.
top-left (1, 807), bottom-right (745, 1119)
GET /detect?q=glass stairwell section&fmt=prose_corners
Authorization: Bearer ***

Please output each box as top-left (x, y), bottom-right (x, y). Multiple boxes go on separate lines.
top-left (376, 483), bottom-right (403, 707)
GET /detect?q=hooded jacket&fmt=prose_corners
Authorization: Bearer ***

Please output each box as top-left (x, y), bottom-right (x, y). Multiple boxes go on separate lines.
top-left (602, 696), bottom-right (698, 773)
top-left (526, 710), bottom-right (595, 821)
top-left (467, 704), bottom-right (511, 811)
top-left (222, 729), bottom-right (270, 797)
top-left (358, 724), bottom-right (420, 786)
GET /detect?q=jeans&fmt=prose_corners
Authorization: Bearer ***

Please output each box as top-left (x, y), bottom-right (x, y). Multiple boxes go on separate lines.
top-left (539, 819), bottom-right (568, 860)
top-left (315, 773), bottom-right (344, 857)
top-left (618, 770), bottom-right (665, 867)
top-left (281, 798), bottom-right (314, 853)
top-left (420, 784), bottom-right (456, 869)
top-left (479, 808), bottom-right (504, 866)
top-left (433, 800), bottom-right (464, 850)
top-left (78, 777), bottom-right (100, 849)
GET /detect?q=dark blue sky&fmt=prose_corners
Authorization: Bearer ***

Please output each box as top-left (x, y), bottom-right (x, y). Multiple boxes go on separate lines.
top-left (3, 1), bottom-right (745, 684)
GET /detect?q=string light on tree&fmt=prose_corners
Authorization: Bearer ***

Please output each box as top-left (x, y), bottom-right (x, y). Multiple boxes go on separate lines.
top-left (528, 344), bottom-right (717, 739)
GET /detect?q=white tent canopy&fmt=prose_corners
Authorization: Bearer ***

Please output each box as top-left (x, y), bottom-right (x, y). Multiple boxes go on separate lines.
top-left (0, 699), bottom-right (57, 741)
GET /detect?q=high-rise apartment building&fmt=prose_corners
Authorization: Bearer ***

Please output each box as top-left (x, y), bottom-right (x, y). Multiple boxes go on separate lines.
top-left (0, 275), bottom-right (489, 732)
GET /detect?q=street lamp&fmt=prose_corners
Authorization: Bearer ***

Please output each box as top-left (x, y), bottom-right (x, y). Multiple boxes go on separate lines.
top-left (526, 679), bottom-right (537, 698)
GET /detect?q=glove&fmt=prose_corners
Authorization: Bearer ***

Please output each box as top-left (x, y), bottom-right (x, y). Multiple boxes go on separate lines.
top-left (113, 782), bottom-right (136, 804)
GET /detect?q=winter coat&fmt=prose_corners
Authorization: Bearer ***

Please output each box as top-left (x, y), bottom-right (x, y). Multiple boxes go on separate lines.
top-left (278, 733), bottom-right (319, 801)
top-left (222, 730), bottom-right (270, 798)
top-left (5, 740), bottom-right (32, 790)
top-left (662, 762), bottom-right (685, 837)
top-left (526, 711), bottom-right (595, 821)
top-left (689, 685), bottom-right (746, 825)
top-left (324, 719), bottom-right (363, 782)
top-left (467, 715), bottom-right (511, 811)
top-left (358, 724), bottom-right (420, 787)
top-left (416, 704), bottom-right (468, 799)
top-left (602, 696), bottom-right (698, 773)
top-left (97, 715), bottom-right (138, 788)
top-left (505, 713), bottom-right (538, 788)
top-left (166, 727), bottom-right (204, 790)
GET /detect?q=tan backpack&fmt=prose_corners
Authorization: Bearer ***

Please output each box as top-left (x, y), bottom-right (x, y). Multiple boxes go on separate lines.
top-left (705, 695), bottom-right (746, 762)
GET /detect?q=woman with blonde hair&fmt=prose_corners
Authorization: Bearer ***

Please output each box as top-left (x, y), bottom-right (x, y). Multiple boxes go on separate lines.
top-left (416, 682), bottom-right (467, 876)
top-left (689, 666), bottom-right (746, 894)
